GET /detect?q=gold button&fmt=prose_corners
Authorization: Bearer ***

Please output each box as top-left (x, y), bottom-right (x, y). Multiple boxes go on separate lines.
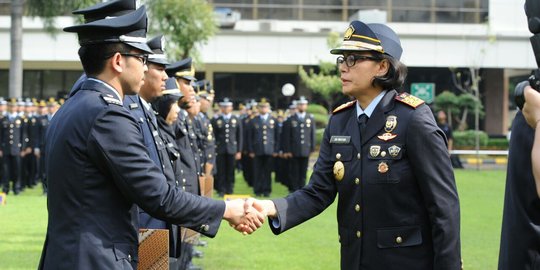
top-left (355, 204), bottom-right (360, 212)
top-left (356, 231), bottom-right (361, 238)
top-left (357, 153), bottom-right (361, 159)
top-left (336, 153), bottom-right (341, 160)
top-left (396, 236), bottom-right (403, 244)
top-left (128, 254), bottom-right (132, 261)
top-left (355, 178), bottom-right (360, 185)
top-left (381, 151), bottom-right (387, 157)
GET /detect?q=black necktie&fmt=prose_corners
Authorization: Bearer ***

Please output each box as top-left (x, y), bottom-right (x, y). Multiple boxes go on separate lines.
top-left (358, 114), bottom-right (368, 139)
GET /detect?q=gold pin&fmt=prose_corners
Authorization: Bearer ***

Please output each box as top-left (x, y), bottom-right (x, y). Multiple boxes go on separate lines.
top-left (380, 151), bottom-right (387, 157)
top-left (336, 153), bottom-right (342, 160)
top-left (333, 161), bottom-right (345, 181)
top-left (378, 161), bottom-right (389, 174)
top-left (385, 115), bottom-right (398, 133)
top-left (369, 145), bottom-right (381, 158)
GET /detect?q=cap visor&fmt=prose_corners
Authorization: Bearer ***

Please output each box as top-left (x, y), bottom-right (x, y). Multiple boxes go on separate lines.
top-left (126, 42), bottom-right (153, 54)
top-left (148, 58), bottom-right (170, 66)
top-left (330, 46), bottom-right (371, 55)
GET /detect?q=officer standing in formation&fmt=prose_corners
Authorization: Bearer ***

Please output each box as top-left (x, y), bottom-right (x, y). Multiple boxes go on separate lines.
top-left (212, 98), bottom-right (242, 196)
top-left (247, 98), bottom-right (278, 197)
top-left (254, 20), bottom-right (461, 269)
top-left (281, 96), bottom-right (316, 192)
top-left (240, 100), bottom-right (257, 188)
top-left (39, 4), bottom-right (262, 270)
top-left (196, 85), bottom-right (216, 198)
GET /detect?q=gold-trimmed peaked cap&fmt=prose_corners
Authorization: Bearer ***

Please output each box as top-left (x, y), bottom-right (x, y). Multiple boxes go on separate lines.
top-left (64, 6), bottom-right (153, 54)
top-left (165, 57), bottom-right (196, 81)
top-left (162, 77), bottom-right (183, 98)
top-left (330, 20), bottom-right (403, 60)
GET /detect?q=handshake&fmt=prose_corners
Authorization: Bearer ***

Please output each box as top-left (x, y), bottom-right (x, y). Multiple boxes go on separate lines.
top-left (222, 198), bottom-right (277, 234)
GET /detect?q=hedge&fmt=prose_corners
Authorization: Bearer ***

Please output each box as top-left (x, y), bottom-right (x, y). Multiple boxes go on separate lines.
top-left (453, 130), bottom-right (489, 148)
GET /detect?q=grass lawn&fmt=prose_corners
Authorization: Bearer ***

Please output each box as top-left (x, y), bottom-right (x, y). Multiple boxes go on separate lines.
top-left (0, 169), bottom-right (506, 269)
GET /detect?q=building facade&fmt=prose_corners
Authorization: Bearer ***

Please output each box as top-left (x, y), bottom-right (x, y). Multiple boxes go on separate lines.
top-left (0, 0), bottom-right (533, 135)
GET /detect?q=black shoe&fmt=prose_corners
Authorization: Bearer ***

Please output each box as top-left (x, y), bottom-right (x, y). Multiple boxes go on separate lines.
top-left (192, 249), bottom-right (203, 258)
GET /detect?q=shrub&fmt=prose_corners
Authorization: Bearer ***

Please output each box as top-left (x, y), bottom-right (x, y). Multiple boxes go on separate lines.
top-left (486, 138), bottom-right (509, 149)
top-left (307, 104), bottom-right (328, 115)
top-left (453, 130), bottom-right (489, 148)
top-left (315, 128), bottom-right (325, 147)
top-left (312, 113), bottom-right (329, 129)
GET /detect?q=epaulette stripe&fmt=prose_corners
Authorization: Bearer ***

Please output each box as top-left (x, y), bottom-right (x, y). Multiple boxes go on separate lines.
top-left (332, 100), bottom-right (356, 114)
top-left (101, 96), bottom-right (123, 106)
top-left (395, 93), bottom-right (424, 109)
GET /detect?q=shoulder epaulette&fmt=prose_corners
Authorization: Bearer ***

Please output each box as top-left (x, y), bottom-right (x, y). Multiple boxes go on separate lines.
top-left (101, 95), bottom-right (123, 107)
top-left (395, 93), bottom-right (425, 109)
top-left (332, 100), bottom-right (356, 114)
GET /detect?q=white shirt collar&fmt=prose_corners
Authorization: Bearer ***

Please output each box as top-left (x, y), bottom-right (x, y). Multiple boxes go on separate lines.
top-left (297, 112), bottom-right (306, 118)
top-left (139, 96), bottom-right (152, 111)
top-left (356, 90), bottom-right (387, 118)
top-left (87, 78), bottom-right (122, 101)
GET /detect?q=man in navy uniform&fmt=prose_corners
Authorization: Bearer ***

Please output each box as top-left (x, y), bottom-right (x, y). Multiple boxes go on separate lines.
top-left (281, 96), bottom-right (316, 192)
top-left (212, 98), bottom-right (242, 196)
top-left (166, 58), bottom-right (207, 269)
top-left (1, 99), bottom-right (24, 195)
top-left (254, 20), bottom-right (461, 269)
top-left (36, 100), bottom-right (49, 194)
top-left (247, 98), bottom-right (278, 197)
top-left (39, 6), bottom-right (263, 270)
top-left (240, 100), bottom-right (256, 187)
top-left (197, 86), bottom-right (216, 198)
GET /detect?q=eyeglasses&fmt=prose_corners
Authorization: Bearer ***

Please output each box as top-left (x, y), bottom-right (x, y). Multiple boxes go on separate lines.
top-left (120, 53), bottom-right (148, 65)
top-left (336, 55), bottom-right (381, 68)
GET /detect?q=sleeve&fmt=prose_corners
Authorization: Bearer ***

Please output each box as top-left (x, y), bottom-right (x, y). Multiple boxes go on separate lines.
top-left (237, 117), bottom-right (243, 153)
top-left (310, 115), bottom-right (316, 153)
top-left (281, 118), bottom-right (291, 153)
top-left (406, 106), bottom-right (461, 269)
top-left (269, 119), bottom-right (338, 234)
top-left (87, 108), bottom-right (226, 237)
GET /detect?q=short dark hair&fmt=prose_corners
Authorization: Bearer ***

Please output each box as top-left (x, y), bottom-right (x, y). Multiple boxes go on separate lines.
top-left (372, 53), bottom-right (407, 90)
top-left (78, 43), bottom-right (131, 76)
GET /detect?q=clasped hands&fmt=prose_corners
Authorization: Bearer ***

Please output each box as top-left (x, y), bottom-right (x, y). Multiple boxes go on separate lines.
top-left (223, 198), bottom-right (277, 235)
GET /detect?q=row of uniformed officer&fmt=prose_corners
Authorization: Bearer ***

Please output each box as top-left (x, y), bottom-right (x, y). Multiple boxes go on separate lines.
top-left (0, 99), bottom-right (53, 195)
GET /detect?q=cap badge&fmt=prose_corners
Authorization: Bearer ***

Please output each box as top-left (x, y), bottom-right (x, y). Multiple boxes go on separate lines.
top-left (344, 25), bottom-right (355, 40)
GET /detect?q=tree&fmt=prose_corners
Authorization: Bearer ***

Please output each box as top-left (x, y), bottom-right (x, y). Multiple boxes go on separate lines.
top-left (433, 90), bottom-right (459, 129)
top-left (9, 0), bottom-right (24, 98)
top-left (299, 32), bottom-right (342, 111)
top-left (144, 0), bottom-right (217, 61)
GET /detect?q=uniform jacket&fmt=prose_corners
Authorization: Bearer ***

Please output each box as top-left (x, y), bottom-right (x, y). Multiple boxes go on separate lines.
top-left (1, 114), bottom-right (24, 156)
top-left (270, 90), bottom-right (461, 270)
top-left (247, 114), bottom-right (279, 156)
top-left (212, 114), bottom-right (242, 155)
top-left (196, 112), bottom-right (216, 165)
top-left (39, 79), bottom-right (225, 270)
top-left (175, 110), bottom-right (200, 194)
top-left (124, 94), bottom-right (167, 229)
top-left (282, 113), bottom-right (316, 157)
top-left (498, 112), bottom-right (540, 270)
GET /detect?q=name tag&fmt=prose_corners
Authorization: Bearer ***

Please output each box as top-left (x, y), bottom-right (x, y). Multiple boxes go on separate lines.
top-left (129, 103), bottom-right (139, 110)
top-left (330, 136), bottom-right (350, 144)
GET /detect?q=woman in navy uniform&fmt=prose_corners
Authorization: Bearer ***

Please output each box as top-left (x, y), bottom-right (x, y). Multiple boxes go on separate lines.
top-left (255, 20), bottom-right (461, 269)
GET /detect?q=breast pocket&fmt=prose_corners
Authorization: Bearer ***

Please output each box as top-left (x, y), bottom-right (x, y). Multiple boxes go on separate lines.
top-left (331, 144), bottom-right (354, 182)
top-left (367, 143), bottom-right (406, 184)
top-left (376, 226), bottom-right (422, 249)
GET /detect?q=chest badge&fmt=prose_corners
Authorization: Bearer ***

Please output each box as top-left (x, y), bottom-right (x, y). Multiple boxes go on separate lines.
top-left (369, 145), bottom-right (381, 158)
top-left (388, 145), bottom-right (401, 157)
top-left (378, 115), bottom-right (398, 141)
top-left (333, 153), bottom-right (344, 181)
top-left (378, 161), bottom-right (389, 174)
